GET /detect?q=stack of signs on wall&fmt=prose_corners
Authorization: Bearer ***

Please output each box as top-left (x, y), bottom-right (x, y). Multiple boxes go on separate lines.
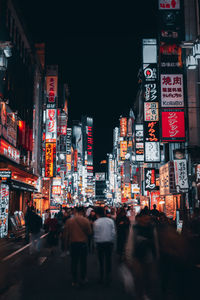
top-left (0, 184), bottom-right (9, 238)
top-left (142, 39), bottom-right (160, 162)
top-left (158, 1), bottom-right (186, 143)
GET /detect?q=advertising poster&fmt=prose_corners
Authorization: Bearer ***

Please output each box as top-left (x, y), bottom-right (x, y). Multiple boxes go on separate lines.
top-left (150, 191), bottom-right (160, 209)
top-left (145, 142), bottom-right (160, 162)
top-left (144, 83), bottom-right (158, 102)
top-left (0, 184), bottom-right (9, 238)
top-left (143, 64), bottom-right (157, 82)
top-left (144, 103), bottom-right (159, 121)
top-left (159, 161), bottom-right (176, 195)
top-left (120, 141), bottom-right (127, 160)
top-left (174, 159), bottom-right (188, 191)
top-left (120, 118), bottom-right (127, 137)
top-left (161, 74), bottom-right (184, 107)
top-left (0, 138), bottom-right (20, 164)
top-left (144, 168), bottom-right (157, 191)
top-left (46, 109), bottom-right (57, 142)
top-left (135, 124), bottom-right (144, 162)
top-left (144, 121), bottom-right (159, 142)
top-left (45, 143), bottom-right (55, 177)
top-left (161, 109), bottom-right (185, 142)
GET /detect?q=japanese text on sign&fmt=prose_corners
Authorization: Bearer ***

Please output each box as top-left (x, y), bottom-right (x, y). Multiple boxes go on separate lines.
top-left (145, 142), bottom-right (160, 162)
top-left (159, 0), bottom-right (180, 10)
top-left (144, 83), bottom-right (158, 102)
top-left (144, 103), bottom-right (159, 121)
top-left (45, 143), bottom-right (55, 177)
top-left (161, 110), bottom-right (185, 141)
top-left (161, 74), bottom-right (184, 107)
top-left (145, 168), bottom-right (156, 191)
top-left (174, 160), bottom-right (188, 191)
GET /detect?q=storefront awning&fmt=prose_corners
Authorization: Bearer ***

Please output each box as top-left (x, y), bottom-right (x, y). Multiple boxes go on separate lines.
top-left (10, 180), bottom-right (38, 192)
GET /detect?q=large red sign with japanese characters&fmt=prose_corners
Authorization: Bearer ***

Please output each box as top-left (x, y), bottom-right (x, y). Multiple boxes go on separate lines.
top-left (120, 118), bottom-right (127, 137)
top-left (144, 121), bottom-right (159, 142)
top-left (161, 109), bottom-right (185, 142)
top-left (0, 138), bottom-right (20, 164)
top-left (161, 74), bottom-right (184, 107)
top-left (46, 109), bottom-right (57, 142)
top-left (45, 143), bottom-right (56, 177)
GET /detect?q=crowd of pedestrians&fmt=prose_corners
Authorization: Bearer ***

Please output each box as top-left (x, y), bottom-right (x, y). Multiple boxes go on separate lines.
top-left (24, 202), bottom-right (200, 300)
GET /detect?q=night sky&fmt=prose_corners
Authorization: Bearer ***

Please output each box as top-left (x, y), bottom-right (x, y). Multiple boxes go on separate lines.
top-left (18, 0), bottom-right (158, 171)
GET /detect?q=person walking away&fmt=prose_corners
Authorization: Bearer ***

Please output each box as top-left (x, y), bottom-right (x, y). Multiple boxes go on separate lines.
top-left (131, 211), bottom-right (160, 300)
top-left (93, 206), bottom-right (116, 285)
top-left (87, 209), bottom-right (96, 253)
top-left (110, 207), bottom-right (116, 221)
top-left (24, 204), bottom-right (34, 243)
top-left (63, 206), bottom-right (91, 287)
top-left (28, 209), bottom-right (42, 255)
top-left (116, 208), bottom-right (130, 262)
top-left (45, 213), bottom-right (59, 255)
top-left (150, 204), bottom-right (160, 218)
top-left (126, 205), bottom-right (135, 224)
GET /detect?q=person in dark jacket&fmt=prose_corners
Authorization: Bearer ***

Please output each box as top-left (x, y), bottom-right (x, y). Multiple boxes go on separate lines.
top-left (116, 208), bottom-right (130, 262)
top-left (25, 204), bottom-right (34, 243)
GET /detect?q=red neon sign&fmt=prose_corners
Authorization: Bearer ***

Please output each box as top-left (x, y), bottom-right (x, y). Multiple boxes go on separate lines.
top-left (162, 110), bottom-right (185, 142)
top-left (0, 138), bottom-right (20, 164)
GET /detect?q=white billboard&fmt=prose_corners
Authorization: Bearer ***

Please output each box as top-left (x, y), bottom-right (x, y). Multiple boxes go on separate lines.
top-left (174, 160), bottom-right (188, 191)
top-left (161, 74), bottom-right (184, 107)
top-left (145, 142), bottom-right (160, 162)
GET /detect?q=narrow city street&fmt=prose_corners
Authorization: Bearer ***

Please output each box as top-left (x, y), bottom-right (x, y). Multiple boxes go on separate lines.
top-left (1, 1), bottom-right (200, 299)
top-left (1, 237), bottom-right (133, 300)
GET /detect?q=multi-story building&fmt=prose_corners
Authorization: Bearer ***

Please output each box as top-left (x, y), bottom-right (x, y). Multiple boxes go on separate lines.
top-left (0, 0), bottom-right (44, 237)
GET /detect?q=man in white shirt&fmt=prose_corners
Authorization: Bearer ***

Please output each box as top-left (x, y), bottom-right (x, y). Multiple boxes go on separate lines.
top-left (93, 206), bottom-right (116, 285)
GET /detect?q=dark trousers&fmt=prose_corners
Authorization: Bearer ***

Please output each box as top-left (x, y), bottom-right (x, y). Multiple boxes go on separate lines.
top-left (96, 242), bottom-right (113, 281)
top-left (70, 242), bottom-right (87, 283)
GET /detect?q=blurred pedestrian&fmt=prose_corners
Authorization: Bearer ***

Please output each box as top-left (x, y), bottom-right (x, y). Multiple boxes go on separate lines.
top-left (63, 206), bottom-right (92, 287)
top-left (93, 206), bottom-right (116, 285)
top-left (45, 213), bottom-right (59, 255)
top-left (150, 204), bottom-right (160, 217)
top-left (87, 209), bottom-right (96, 253)
top-left (110, 207), bottom-right (116, 221)
top-left (126, 205), bottom-right (135, 224)
top-left (116, 208), bottom-right (130, 262)
top-left (24, 204), bottom-right (34, 243)
top-left (131, 212), bottom-right (160, 299)
top-left (28, 209), bottom-right (42, 255)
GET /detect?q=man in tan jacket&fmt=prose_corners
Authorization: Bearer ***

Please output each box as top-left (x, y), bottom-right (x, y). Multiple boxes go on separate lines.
top-left (63, 206), bottom-right (91, 286)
